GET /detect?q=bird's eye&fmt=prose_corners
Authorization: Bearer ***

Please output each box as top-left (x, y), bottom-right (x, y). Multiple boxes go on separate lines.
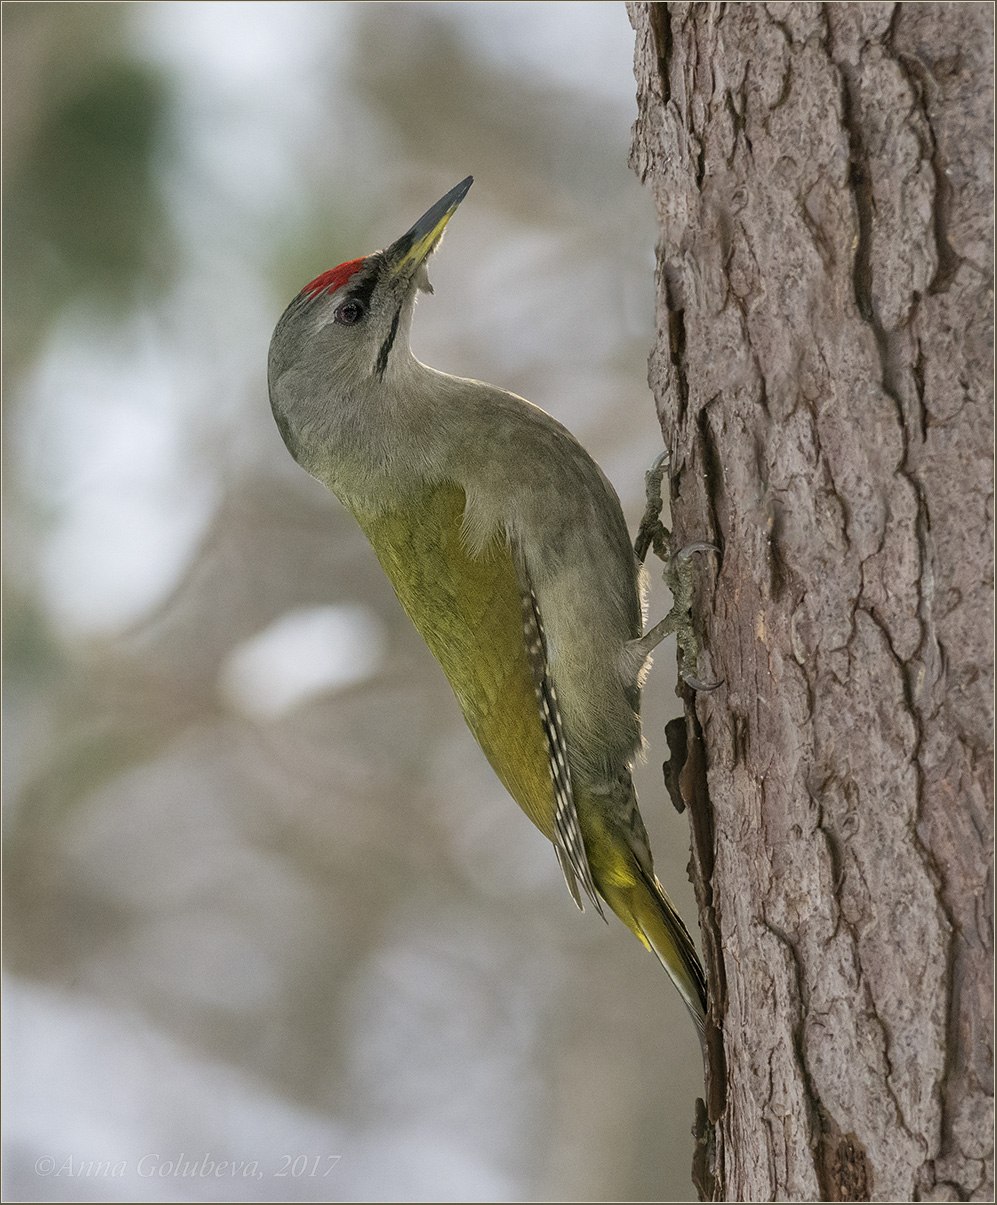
top-left (334, 300), bottom-right (365, 326)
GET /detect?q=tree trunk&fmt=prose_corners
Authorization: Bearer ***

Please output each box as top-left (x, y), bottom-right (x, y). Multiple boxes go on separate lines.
top-left (627, 3), bottom-right (993, 1200)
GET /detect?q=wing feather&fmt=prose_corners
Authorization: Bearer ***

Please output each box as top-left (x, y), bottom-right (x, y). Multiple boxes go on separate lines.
top-left (513, 545), bottom-right (604, 918)
top-left (354, 483), bottom-right (603, 917)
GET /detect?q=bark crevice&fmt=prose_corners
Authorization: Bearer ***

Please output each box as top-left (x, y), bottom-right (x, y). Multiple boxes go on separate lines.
top-left (628, 2), bottom-right (993, 1198)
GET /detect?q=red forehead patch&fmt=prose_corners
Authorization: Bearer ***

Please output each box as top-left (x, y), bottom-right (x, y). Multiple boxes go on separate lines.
top-left (301, 257), bottom-right (365, 299)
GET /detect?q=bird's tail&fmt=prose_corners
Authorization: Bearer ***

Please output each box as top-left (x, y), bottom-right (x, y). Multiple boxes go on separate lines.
top-left (601, 864), bottom-right (708, 1041)
top-left (634, 870), bottom-right (708, 1039)
top-left (577, 786), bottom-right (708, 1040)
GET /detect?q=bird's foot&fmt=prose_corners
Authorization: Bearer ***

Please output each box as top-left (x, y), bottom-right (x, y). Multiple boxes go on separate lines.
top-left (633, 450), bottom-right (671, 564)
top-left (634, 453), bottom-right (721, 691)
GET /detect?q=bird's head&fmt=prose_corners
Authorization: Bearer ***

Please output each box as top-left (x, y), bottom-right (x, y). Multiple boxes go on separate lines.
top-left (268, 177), bottom-right (472, 463)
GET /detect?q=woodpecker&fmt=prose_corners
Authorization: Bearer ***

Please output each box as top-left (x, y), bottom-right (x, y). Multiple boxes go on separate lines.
top-left (267, 177), bottom-right (707, 1037)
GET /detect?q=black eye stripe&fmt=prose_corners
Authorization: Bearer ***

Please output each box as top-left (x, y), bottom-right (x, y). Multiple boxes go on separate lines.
top-left (345, 256), bottom-right (381, 310)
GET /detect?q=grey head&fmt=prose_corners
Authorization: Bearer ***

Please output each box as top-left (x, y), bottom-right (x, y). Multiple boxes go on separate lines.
top-left (267, 177), bottom-right (473, 473)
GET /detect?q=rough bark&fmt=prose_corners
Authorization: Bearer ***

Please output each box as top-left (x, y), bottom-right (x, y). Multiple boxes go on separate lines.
top-left (628, 4), bottom-right (993, 1201)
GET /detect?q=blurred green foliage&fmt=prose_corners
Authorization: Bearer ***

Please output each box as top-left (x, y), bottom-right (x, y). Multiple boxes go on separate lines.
top-left (3, 15), bottom-right (173, 370)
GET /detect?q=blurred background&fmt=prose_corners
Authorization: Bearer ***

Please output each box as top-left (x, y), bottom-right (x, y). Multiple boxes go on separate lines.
top-left (2, 3), bottom-right (704, 1200)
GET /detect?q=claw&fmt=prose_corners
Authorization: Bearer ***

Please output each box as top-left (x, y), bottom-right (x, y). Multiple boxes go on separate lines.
top-left (675, 540), bottom-right (720, 562)
top-left (680, 670), bottom-right (724, 692)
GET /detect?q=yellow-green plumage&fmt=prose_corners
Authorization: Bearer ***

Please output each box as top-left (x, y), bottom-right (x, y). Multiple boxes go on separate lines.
top-left (267, 176), bottom-right (708, 1039)
top-left (352, 483), bottom-right (706, 1034)
top-left (354, 483), bottom-right (555, 839)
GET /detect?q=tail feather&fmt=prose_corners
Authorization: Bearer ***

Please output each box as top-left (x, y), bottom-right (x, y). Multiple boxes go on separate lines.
top-left (576, 786), bottom-right (707, 1040)
top-left (620, 869), bottom-right (708, 1039)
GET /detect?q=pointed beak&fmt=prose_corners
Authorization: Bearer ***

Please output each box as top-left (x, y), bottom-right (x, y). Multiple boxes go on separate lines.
top-left (384, 176), bottom-right (473, 280)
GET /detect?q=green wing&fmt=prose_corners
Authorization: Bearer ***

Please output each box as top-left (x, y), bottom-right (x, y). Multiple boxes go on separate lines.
top-left (352, 483), bottom-right (557, 843)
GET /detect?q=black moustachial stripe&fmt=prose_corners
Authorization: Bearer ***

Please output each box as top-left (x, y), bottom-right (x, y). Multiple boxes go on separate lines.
top-left (375, 305), bottom-right (402, 378)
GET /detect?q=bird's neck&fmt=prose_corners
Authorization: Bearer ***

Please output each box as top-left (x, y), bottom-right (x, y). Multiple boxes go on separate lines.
top-left (300, 353), bottom-right (464, 514)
